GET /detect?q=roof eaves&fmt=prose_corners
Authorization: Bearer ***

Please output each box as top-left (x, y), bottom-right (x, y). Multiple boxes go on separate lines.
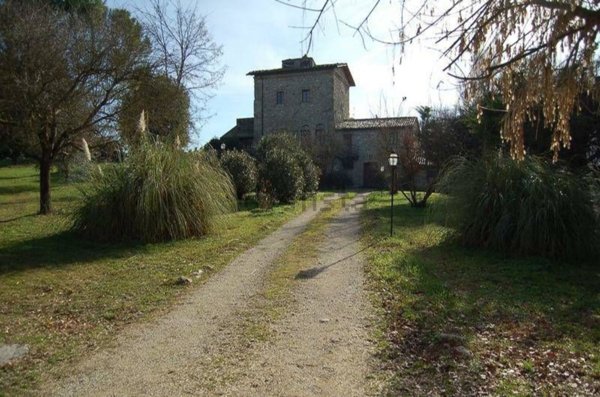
top-left (247, 63), bottom-right (354, 82)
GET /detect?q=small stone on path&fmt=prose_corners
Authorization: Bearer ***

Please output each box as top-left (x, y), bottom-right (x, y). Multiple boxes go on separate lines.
top-left (175, 276), bottom-right (192, 285)
top-left (0, 344), bottom-right (29, 366)
top-left (437, 332), bottom-right (466, 343)
top-left (319, 318), bottom-right (330, 323)
top-left (454, 346), bottom-right (473, 357)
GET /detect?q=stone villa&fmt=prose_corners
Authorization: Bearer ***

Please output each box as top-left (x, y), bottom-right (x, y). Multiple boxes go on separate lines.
top-left (221, 56), bottom-right (419, 188)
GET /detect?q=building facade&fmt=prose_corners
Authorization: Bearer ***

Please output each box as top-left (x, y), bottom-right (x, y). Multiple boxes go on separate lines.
top-left (222, 57), bottom-right (419, 188)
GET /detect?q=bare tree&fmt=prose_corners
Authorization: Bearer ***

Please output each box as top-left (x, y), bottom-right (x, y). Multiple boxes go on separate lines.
top-left (140, 0), bottom-right (225, 127)
top-left (282, 0), bottom-right (600, 161)
top-left (396, 129), bottom-right (430, 207)
top-left (0, 1), bottom-right (150, 214)
top-left (374, 107), bottom-right (475, 207)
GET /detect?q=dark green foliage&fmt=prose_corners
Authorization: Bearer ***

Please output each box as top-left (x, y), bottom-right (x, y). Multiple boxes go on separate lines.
top-left (49, 0), bottom-right (104, 13)
top-left (0, 0), bottom-right (150, 214)
top-left (256, 133), bottom-right (298, 159)
top-left (256, 133), bottom-right (319, 203)
top-left (438, 155), bottom-right (599, 260)
top-left (589, 169), bottom-right (600, 210)
top-left (259, 147), bottom-right (304, 203)
top-left (119, 72), bottom-right (191, 147)
top-left (298, 151), bottom-right (319, 198)
top-left (72, 142), bottom-right (236, 243)
top-left (220, 149), bottom-right (258, 199)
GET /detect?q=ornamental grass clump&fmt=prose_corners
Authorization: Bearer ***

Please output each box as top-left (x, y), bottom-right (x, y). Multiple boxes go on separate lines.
top-left (72, 141), bottom-right (236, 243)
top-left (437, 155), bottom-right (599, 260)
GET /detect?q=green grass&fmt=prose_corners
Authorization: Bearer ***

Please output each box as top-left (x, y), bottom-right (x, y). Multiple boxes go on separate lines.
top-left (0, 165), bottom-right (325, 394)
top-left (362, 192), bottom-right (600, 396)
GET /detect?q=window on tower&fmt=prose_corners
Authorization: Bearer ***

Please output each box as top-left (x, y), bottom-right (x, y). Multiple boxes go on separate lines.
top-left (276, 91), bottom-right (284, 105)
top-left (315, 124), bottom-right (324, 141)
top-left (302, 89), bottom-right (310, 103)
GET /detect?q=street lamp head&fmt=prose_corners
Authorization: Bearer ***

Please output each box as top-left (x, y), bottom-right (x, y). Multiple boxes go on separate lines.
top-left (220, 143), bottom-right (226, 151)
top-left (388, 151), bottom-right (398, 167)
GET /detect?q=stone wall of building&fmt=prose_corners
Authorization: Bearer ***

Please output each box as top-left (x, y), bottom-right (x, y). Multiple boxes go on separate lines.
top-left (252, 68), bottom-right (352, 144)
top-left (345, 129), bottom-right (381, 187)
top-left (343, 127), bottom-right (426, 189)
top-left (332, 69), bottom-right (350, 124)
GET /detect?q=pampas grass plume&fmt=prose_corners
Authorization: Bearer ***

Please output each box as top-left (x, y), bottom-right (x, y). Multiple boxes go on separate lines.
top-left (81, 138), bottom-right (92, 161)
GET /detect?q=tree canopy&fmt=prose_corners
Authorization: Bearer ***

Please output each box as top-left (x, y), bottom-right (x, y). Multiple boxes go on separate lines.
top-left (119, 71), bottom-right (191, 147)
top-left (0, 0), bottom-right (150, 213)
top-left (49, 0), bottom-right (104, 12)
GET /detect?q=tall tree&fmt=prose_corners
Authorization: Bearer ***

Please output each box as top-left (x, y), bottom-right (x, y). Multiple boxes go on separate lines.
top-left (140, 0), bottom-right (225, 132)
top-left (0, 1), bottom-right (150, 214)
top-left (118, 71), bottom-right (191, 147)
top-left (294, 0), bottom-right (600, 161)
top-left (49, 0), bottom-right (103, 13)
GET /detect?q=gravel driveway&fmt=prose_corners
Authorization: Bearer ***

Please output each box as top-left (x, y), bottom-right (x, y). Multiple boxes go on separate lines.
top-left (49, 194), bottom-right (376, 396)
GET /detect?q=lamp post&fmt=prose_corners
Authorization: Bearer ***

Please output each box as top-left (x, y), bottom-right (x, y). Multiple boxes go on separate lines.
top-left (388, 151), bottom-right (398, 237)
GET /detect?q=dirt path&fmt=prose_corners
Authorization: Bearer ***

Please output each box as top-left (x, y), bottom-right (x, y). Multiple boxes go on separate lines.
top-left (49, 194), bottom-right (375, 396)
top-left (223, 193), bottom-right (376, 396)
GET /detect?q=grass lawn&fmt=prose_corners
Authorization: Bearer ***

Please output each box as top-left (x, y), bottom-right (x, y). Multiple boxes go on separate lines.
top-left (0, 165), bottom-right (325, 394)
top-left (362, 192), bottom-right (599, 396)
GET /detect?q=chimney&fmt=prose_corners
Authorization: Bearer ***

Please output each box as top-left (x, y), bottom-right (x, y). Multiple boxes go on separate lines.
top-left (282, 56), bottom-right (316, 69)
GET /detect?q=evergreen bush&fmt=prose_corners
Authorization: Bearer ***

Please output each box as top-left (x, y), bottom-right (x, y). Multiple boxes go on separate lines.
top-left (298, 152), bottom-right (319, 198)
top-left (438, 155), bottom-right (599, 260)
top-left (220, 149), bottom-right (258, 199)
top-left (259, 147), bottom-right (304, 203)
top-left (256, 133), bottom-right (319, 203)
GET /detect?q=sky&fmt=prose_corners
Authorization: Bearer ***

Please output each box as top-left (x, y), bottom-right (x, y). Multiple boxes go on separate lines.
top-left (108, 0), bottom-right (461, 146)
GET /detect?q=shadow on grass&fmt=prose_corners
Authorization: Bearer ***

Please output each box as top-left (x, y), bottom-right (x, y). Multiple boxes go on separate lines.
top-left (0, 231), bottom-right (143, 275)
top-left (362, 196), bottom-right (600, 394)
top-left (363, 194), bottom-right (449, 230)
top-left (0, 185), bottom-right (40, 195)
top-left (0, 172), bottom-right (37, 180)
top-left (0, 172), bottom-right (69, 196)
top-left (0, 214), bottom-right (36, 224)
top-left (295, 245), bottom-right (370, 280)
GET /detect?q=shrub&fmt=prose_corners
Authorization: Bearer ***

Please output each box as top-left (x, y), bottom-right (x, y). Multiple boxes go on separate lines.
top-left (220, 149), bottom-right (258, 199)
top-left (589, 168), bottom-right (600, 211)
top-left (72, 142), bottom-right (236, 243)
top-left (256, 133), bottom-right (319, 203)
top-left (259, 148), bottom-right (304, 203)
top-left (298, 152), bottom-right (319, 198)
top-left (256, 133), bottom-right (299, 159)
top-left (256, 180), bottom-right (275, 209)
top-left (438, 155), bottom-right (599, 260)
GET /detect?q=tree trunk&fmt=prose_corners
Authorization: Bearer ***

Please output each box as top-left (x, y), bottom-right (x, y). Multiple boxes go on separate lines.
top-left (39, 156), bottom-right (52, 214)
